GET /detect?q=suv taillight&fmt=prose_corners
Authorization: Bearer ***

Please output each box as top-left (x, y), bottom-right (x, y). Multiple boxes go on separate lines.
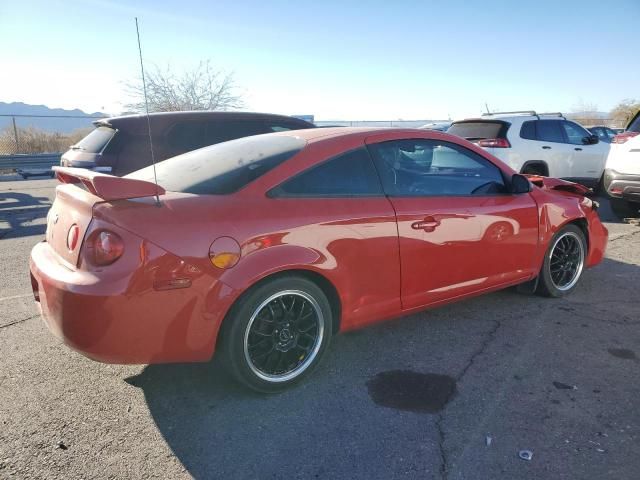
top-left (478, 138), bottom-right (511, 148)
top-left (612, 131), bottom-right (639, 144)
top-left (85, 230), bottom-right (124, 266)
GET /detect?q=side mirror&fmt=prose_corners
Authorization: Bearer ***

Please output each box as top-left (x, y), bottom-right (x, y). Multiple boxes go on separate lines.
top-left (583, 134), bottom-right (599, 145)
top-left (511, 173), bottom-right (532, 194)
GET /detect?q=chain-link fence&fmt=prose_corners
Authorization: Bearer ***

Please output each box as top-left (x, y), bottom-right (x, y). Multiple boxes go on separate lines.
top-left (0, 114), bottom-right (107, 155)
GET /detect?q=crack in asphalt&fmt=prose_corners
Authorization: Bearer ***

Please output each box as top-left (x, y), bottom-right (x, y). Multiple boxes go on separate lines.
top-left (436, 318), bottom-right (502, 480)
top-left (0, 314), bottom-right (39, 330)
top-left (608, 228), bottom-right (640, 243)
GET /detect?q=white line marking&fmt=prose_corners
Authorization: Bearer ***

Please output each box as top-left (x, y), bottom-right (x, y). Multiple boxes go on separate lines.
top-left (0, 293), bottom-right (33, 302)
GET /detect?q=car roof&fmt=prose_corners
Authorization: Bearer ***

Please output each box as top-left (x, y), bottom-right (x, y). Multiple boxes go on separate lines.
top-left (454, 112), bottom-right (566, 123)
top-left (96, 111), bottom-right (314, 129)
top-left (270, 126), bottom-right (444, 143)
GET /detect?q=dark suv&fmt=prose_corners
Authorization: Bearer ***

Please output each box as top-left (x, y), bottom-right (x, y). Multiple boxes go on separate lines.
top-left (61, 111), bottom-right (315, 176)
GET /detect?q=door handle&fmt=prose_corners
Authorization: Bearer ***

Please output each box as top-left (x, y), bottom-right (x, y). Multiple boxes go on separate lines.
top-left (411, 218), bottom-right (440, 231)
top-left (574, 147), bottom-right (582, 151)
top-left (542, 146), bottom-right (551, 149)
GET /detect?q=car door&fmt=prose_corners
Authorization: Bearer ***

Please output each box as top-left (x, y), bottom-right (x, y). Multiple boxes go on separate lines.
top-left (367, 137), bottom-right (539, 310)
top-left (268, 146), bottom-right (402, 327)
top-left (561, 120), bottom-right (607, 182)
top-left (534, 120), bottom-right (574, 178)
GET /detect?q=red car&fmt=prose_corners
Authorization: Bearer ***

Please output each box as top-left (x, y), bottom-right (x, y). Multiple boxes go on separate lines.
top-left (30, 128), bottom-right (608, 392)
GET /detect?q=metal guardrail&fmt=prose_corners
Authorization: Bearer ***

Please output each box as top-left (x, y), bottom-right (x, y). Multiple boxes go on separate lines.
top-left (0, 153), bottom-right (61, 177)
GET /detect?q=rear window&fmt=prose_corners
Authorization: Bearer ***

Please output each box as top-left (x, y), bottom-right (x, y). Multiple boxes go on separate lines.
top-left (447, 121), bottom-right (506, 140)
top-left (72, 126), bottom-right (116, 153)
top-left (127, 135), bottom-right (305, 195)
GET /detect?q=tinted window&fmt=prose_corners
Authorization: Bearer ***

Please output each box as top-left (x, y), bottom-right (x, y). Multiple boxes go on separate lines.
top-left (72, 126), bottom-right (116, 153)
top-left (535, 120), bottom-right (564, 143)
top-left (447, 121), bottom-right (506, 140)
top-left (265, 121), bottom-right (309, 133)
top-left (520, 121), bottom-right (536, 140)
top-left (207, 121), bottom-right (265, 143)
top-left (273, 148), bottom-right (383, 197)
top-left (562, 121), bottom-right (590, 145)
top-left (368, 139), bottom-right (506, 196)
top-left (166, 120), bottom-right (266, 152)
top-left (127, 135), bottom-right (305, 194)
top-left (166, 121), bottom-right (209, 151)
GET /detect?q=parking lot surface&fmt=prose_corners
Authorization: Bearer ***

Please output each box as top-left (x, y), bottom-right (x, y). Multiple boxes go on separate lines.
top-left (1, 176), bottom-right (639, 479)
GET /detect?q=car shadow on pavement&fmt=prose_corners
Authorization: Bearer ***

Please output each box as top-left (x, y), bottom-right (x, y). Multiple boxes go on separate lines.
top-left (127, 252), bottom-right (640, 480)
top-left (0, 191), bottom-right (51, 239)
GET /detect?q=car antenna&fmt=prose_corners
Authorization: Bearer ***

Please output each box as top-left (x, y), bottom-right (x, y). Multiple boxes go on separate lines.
top-left (484, 102), bottom-right (491, 115)
top-left (135, 17), bottom-right (161, 207)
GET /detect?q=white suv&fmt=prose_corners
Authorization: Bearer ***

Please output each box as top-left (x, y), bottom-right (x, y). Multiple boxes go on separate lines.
top-left (603, 110), bottom-right (640, 208)
top-left (448, 111), bottom-right (610, 188)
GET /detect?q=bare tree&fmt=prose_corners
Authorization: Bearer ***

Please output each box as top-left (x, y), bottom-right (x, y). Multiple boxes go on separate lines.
top-left (610, 99), bottom-right (640, 127)
top-left (125, 60), bottom-right (244, 113)
top-left (570, 100), bottom-right (601, 126)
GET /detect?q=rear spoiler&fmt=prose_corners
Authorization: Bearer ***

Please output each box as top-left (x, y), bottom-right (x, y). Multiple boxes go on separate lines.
top-left (53, 167), bottom-right (164, 201)
top-left (525, 175), bottom-right (591, 196)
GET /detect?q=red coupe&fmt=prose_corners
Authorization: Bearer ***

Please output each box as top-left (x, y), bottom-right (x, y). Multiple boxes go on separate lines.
top-left (30, 128), bottom-right (608, 392)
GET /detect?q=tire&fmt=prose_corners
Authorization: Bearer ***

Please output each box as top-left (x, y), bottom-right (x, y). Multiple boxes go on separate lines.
top-left (221, 275), bottom-right (333, 393)
top-left (537, 225), bottom-right (587, 298)
top-left (610, 197), bottom-right (639, 217)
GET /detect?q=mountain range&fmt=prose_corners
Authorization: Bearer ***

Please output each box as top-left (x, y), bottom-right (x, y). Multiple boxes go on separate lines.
top-left (0, 102), bottom-right (107, 133)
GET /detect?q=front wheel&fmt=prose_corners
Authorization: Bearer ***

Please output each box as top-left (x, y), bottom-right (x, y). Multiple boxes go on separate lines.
top-left (537, 225), bottom-right (587, 297)
top-left (221, 276), bottom-right (333, 393)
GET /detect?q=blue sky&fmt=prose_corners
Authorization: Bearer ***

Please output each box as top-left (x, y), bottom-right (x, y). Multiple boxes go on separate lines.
top-left (1, 0), bottom-right (638, 120)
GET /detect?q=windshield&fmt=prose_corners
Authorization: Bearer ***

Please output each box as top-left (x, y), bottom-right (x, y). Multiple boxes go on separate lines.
top-left (127, 134), bottom-right (305, 194)
top-left (72, 126), bottom-right (116, 153)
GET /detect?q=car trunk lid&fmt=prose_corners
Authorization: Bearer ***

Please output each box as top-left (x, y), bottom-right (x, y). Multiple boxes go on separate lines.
top-left (46, 167), bottom-right (164, 267)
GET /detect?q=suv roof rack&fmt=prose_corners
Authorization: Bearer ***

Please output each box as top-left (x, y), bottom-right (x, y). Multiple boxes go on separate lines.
top-left (538, 112), bottom-right (565, 119)
top-left (481, 110), bottom-right (565, 120)
top-left (481, 110), bottom-right (537, 117)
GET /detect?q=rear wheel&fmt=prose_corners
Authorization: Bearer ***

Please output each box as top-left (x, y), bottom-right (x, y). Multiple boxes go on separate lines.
top-left (221, 276), bottom-right (333, 393)
top-left (610, 197), bottom-right (639, 217)
top-left (537, 225), bottom-right (587, 297)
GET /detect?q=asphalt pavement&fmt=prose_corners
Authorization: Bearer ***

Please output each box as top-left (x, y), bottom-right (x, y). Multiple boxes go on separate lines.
top-left (0, 175), bottom-right (638, 479)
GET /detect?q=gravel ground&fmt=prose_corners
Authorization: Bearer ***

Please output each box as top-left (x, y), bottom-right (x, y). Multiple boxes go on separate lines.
top-left (0, 176), bottom-right (639, 479)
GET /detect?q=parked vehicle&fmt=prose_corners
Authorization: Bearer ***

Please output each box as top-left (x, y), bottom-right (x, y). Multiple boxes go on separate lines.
top-left (61, 111), bottom-right (315, 176)
top-left (587, 126), bottom-right (617, 143)
top-left (30, 128), bottom-right (608, 392)
top-left (604, 110), bottom-right (640, 209)
top-left (419, 122), bottom-right (452, 132)
top-left (448, 111), bottom-right (610, 188)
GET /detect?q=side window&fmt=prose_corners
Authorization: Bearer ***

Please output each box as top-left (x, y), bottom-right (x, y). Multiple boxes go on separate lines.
top-left (535, 120), bottom-right (565, 143)
top-left (562, 121), bottom-right (590, 145)
top-left (265, 121), bottom-right (306, 133)
top-left (368, 139), bottom-right (506, 196)
top-left (166, 122), bottom-right (209, 151)
top-left (206, 121), bottom-right (264, 143)
top-left (520, 121), bottom-right (536, 140)
top-left (272, 148), bottom-right (383, 197)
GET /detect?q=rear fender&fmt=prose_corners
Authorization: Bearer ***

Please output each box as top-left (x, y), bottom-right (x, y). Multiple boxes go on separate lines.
top-left (218, 244), bottom-right (324, 292)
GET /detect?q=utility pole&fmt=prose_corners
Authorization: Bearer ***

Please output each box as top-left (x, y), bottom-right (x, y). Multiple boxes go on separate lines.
top-left (11, 117), bottom-right (19, 153)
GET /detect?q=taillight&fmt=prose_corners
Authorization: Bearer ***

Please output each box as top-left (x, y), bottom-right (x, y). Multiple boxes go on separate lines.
top-left (478, 138), bottom-right (511, 148)
top-left (612, 131), bottom-right (639, 144)
top-left (86, 230), bottom-right (124, 266)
